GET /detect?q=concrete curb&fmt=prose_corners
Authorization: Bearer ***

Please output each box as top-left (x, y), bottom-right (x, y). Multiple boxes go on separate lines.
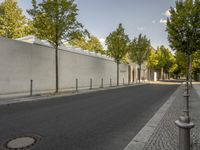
top-left (193, 84), bottom-right (200, 98)
top-left (0, 83), bottom-right (148, 106)
top-left (123, 84), bottom-right (182, 150)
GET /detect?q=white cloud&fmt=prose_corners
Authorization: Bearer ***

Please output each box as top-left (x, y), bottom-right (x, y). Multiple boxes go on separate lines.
top-left (99, 38), bottom-right (107, 50)
top-left (165, 9), bottom-right (171, 17)
top-left (160, 18), bottom-right (167, 25)
top-left (137, 27), bottom-right (144, 31)
top-left (99, 38), bottom-right (105, 44)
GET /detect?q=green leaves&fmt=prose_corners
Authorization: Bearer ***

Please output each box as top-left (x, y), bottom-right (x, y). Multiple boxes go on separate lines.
top-left (192, 50), bottom-right (200, 72)
top-left (28, 0), bottom-right (82, 47)
top-left (156, 46), bottom-right (175, 71)
top-left (129, 34), bottom-right (151, 65)
top-left (106, 23), bottom-right (130, 62)
top-left (147, 48), bottom-right (158, 69)
top-left (69, 35), bottom-right (105, 54)
top-left (87, 36), bottom-right (104, 54)
top-left (0, 0), bottom-right (31, 39)
top-left (167, 0), bottom-right (200, 54)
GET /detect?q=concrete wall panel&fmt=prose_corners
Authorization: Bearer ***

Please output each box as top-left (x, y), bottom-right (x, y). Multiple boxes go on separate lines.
top-left (0, 38), bottom-right (129, 95)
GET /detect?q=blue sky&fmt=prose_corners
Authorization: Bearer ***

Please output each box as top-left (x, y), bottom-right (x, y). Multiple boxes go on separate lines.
top-left (6, 0), bottom-right (176, 50)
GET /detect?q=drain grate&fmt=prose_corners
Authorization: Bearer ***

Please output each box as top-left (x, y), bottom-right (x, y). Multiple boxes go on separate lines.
top-left (2, 135), bottom-right (41, 150)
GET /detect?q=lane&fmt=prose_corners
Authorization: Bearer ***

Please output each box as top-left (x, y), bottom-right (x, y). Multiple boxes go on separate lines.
top-left (0, 84), bottom-right (179, 150)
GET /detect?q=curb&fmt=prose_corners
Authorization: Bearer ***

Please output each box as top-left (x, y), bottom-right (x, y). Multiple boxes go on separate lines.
top-left (123, 84), bottom-right (182, 150)
top-left (0, 83), bottom-right (148, 106)
top-left (193, 84), bottom-right (200, 98)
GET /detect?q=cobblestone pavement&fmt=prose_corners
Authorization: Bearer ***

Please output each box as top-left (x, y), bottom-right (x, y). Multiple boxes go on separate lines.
top-left (143, 84), bottom-right (200, 150)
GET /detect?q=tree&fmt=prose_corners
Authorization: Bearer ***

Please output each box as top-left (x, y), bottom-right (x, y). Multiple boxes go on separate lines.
top-left (147, 48), bottom-right (158, 70)
top-left (28, 0), bottom-right (83, 93)
top-left (175, 50), bottom-right (200, 79)
top-left (129, 34), bottom-right (151, 83)
top-left (175, 51), bottom-right (187, 76)
top-left (147, 48), bottom-right (159, 81)
top-left (69, 35), bottom-right (88, 50)
top-left (87, 36), bottom-right (104, 54)
top-left (156, 46), bottom-right (175, 80)
top-left (69, 35), bottom-right (105, 54)
top-left (167, 0), bottom-right (200, 83)
top-left (192, 50), bottom-right (200, 72)
top-left (167, 0), bottom-right (200, 55)
top-left (105, 23), bottom-right (129, 86)
top-left (0, 0), bottom-right (30, 39)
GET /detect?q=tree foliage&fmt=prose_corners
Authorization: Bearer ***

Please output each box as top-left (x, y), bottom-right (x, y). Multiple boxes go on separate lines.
top-left (28, 0), bottom-right (82, 47)
top-left (87, 36), bottom-right (104, 54)
top-left (69, 35), bottom-right (88, 49)
top-left (166, 0), bottom-right (200, 55)
top-left (129, 34), bottom-right (150, 82)
top-left (0, 0), bottom-right (31, 39)
top-left (175, 51), bottom-right (187, 76)
top-left (192, 50), bottom-right (200, 72)
top-left (156, 46), bottom-right (175, 71)
top-left (106, 23), bottom-right (129, 62)
top-left (129, 34), bottom-right (151, 66)
top-left (147, 46), bottom-right (177, 79)
top-left (69, 34), bottom-right (104, 54)
top-left (147, 48), bottom-right (158, 69)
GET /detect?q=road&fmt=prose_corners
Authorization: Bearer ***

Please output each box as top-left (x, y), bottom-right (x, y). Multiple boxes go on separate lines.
top-left (0, 84), bottom-right (179, 150)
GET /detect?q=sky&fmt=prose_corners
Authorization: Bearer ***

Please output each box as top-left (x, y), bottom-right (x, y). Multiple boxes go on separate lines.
top-left (3, 0), bottom-right (176, 50)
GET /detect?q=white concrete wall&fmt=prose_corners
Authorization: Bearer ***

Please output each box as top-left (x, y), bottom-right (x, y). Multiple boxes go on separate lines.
top-left (0, 38), bottom-right (129, 95)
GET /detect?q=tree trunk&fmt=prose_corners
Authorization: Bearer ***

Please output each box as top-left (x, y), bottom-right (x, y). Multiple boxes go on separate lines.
top-left (55, 45), bottom-right (59, 93)
top-left (149, 68), bottom-right (151, 81)
top-left (186, 54), bottom-right (190, 92)
top-left (138, 64), bottom-right (141, 84)
top-left (117, 61), bottom-right (119, 86)
top-left (189, 55), bottom-right (192, 87)
top-left (161, 67), bottom-right (164, 80)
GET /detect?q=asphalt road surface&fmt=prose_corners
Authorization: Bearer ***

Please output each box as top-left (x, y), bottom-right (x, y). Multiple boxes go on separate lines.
top-left (0, 84), bottom-right (179, 150)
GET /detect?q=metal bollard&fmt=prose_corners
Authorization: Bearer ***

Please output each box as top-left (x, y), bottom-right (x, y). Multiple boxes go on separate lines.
top-left (76, 78), bottom-right (78, 92)
top-left (30, 80), bottom-right (33, 96)
top-left (123, 78), bottom-right (124, 85)
top-left (175, 118), bottom-right (194, 150)
top-left (101, 78), bottom-right (103, 88)
top-left (110, 78), bottom-right (112, 87)
top-left (90, 78), bottom-right (92, 90)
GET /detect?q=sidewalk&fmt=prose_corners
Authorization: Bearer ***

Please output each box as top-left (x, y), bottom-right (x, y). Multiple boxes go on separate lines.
top-left (0, 83), bottom-right (147, 106)
top-left (125, 83), bottom-right (200, 150)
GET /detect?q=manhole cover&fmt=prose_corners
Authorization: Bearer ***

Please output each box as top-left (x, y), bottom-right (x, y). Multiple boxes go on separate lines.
top-left (2, 135), bottom-right (41, 150)
top-left (7, 137), bottom-right (35, 149)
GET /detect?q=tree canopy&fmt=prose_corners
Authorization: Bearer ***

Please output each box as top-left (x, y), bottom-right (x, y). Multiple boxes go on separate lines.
top-left (156, 46), bottom-right (176, 79)
top-left (175, 50), bottom-right (200, 75)
top-left (28, 0), bottom-right (82, 47)
top-left (69, 34), bottom-right (104, 54)
top-left (0, 0), bottom-right (31, 39)
top-left (147, 48), bottom-right (158, 69)
top-left (166, 0), bottom-right (200, 55)
top-left (129, 34), bottom-right (151, 66)
top-left (156, 46), bottom-right (175, 70)
top-left (106, 23), bottom-right (129, 63)
top-left (192, 50), bottom-right (200, 72)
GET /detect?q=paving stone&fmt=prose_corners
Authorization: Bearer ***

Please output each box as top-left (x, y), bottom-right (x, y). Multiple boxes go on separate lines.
top-left (143, 85), bottom-right (200, 150)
